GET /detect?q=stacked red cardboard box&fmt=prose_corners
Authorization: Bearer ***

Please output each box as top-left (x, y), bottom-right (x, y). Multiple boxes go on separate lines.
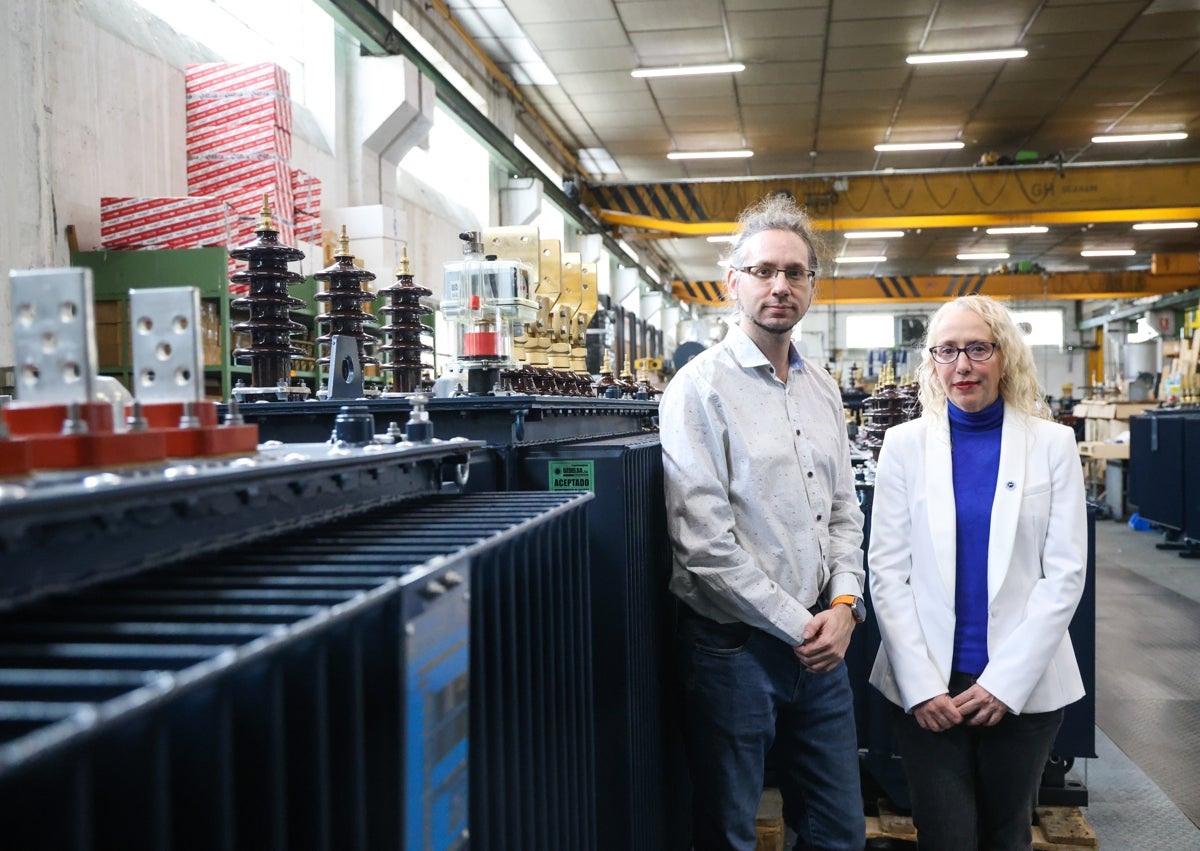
top-left (100, 196), bottom-right (231, 251)
top-left (186, 62), bottom-right (296, 248)
top-left (99, 63), bottom-right (323, 278)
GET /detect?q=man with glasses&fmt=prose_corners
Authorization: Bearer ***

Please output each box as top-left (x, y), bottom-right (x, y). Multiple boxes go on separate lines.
top-left (660, 194), bottom-right (866, 850)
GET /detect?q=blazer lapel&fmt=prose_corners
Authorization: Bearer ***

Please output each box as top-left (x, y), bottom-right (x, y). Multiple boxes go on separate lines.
top-left (987, 406), bottom-right (1027, 602)
top-left (924, 419), bottom-right (957, 598)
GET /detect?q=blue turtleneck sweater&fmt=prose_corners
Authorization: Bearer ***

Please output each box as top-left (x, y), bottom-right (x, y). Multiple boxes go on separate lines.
top-left (948, 397), bottom-right (1004, 675)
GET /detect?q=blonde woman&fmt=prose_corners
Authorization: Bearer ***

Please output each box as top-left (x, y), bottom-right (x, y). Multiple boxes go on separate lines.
top-left (868, 295), bottom-right (1087, 850)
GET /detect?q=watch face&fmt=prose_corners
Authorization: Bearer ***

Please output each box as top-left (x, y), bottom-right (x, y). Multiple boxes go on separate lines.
top-left (834, 597), bottom-right (865, 623)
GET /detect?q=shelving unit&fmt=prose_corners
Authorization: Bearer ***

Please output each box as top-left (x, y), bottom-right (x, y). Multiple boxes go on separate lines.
top-left (70, 246), bottom-right (318, 399)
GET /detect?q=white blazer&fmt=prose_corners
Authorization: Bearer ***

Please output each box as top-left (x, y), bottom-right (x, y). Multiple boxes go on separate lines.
top-left (868, 405), bottom-right (1087, 715)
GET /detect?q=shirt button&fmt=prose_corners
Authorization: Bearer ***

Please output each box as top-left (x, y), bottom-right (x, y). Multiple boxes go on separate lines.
top-left (816, 514), bottom-right (823, 521)
top-left (795, 429), bottom-right (801, 435)
top-left (807, 471), bottom-right (813, 478)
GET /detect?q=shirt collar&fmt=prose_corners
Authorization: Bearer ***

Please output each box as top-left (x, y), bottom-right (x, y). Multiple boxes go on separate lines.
top-left (948, 396), bottom-right (1004, 430)
top-left (724, 322), bottom-right (806, 373)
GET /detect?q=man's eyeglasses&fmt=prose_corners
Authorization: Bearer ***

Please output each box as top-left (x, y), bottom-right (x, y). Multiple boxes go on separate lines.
top-left (732, 265), bottom-right (817, 286)
top-left (928, 342), bottom-right (1000, 364)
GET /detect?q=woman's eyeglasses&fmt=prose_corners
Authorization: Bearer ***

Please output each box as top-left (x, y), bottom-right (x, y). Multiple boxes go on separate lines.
top-left (927, 342), bottom-right (1000, 364)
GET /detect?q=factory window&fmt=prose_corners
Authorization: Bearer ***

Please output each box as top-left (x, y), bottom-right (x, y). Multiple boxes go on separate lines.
top-left (516, 135), bottom-right (562, 187)
top-left (399, 105), bottom-right (490, 227)
top-left (1009, 309), bottom-right (1064, 347)
top-left (391, 12), bottom-right (487, 114)
top-left (845, 314), bottom-right (896, 349)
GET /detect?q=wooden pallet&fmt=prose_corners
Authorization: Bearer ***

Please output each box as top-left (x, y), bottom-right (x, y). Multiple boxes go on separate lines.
top-left (1034, 805), bottom-right (1099, 848)
top-left (753, 792), bottom-right (1099, 849)
top-left (866, 800), bottom-right (1098, 850)
top-left (756, 790), bottom-right (1097, 850)
top-left (755, 787), bottom-right (784, 851)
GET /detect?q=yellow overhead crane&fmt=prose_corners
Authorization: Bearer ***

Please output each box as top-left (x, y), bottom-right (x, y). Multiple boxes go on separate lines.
top-left (670, 270), bottom-right (1196, 308)
top-left (582, 162), bottom-right (1200, 235)
top-left (585, 161), bottom-right (1200, 306)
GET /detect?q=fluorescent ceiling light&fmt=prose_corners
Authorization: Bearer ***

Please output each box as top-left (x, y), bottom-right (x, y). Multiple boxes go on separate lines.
top-left (835, 255), bottom-right (886, 264)
top-left (667, 150), bottom-right (753, 160)
top-left (1091, 132), bottom-right (1187, 144)
top-left (632, 62), bottom-right (745, 78)
top-left (706, 235), bottom-right (737, 243)
top-left (874, 142), bottom-right (965, 152)
top-left (957, 252), bottom-right (1010, 260)
top-left (986, 226), bottom-right (1048, 235)
top-left (1132, 221), bottom-right (1198, 231)
top-left (844, 231), bottom-right (904, 239)
top-left (907, 48), bottom-right (1028, 65)
top-left (1081, 249), bottom-right (1135, 257)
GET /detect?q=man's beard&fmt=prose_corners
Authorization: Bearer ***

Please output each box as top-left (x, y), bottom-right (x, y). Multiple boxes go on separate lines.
top-left (746, 301), bottom-right (799, 336)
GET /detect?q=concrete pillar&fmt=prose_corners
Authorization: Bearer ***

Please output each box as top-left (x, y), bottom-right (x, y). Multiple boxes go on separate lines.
top-left (349, 53), bottom-right (435, 208)
top-left (615, 266), bottom-right (640, 309)
top-left (660, 302), bottom-right (681, 358)
top-left (338, 51), bottom-right (434, 284)
top-left (641, 290), bottom-right (663, 328)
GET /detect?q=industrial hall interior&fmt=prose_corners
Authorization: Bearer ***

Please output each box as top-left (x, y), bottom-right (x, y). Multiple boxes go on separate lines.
top-left (3, 0), bottom-right (1200, 848)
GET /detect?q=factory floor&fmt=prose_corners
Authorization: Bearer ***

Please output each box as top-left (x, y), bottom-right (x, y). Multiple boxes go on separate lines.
top-left (1080, 518), bottom-right (1200, 848)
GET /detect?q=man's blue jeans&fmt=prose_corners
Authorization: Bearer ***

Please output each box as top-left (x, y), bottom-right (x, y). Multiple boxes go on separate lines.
top-left (677, 611), bottom-right (865, 851)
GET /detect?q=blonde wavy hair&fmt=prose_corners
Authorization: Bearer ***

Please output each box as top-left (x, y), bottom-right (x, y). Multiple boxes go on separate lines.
top-left (917, 295), bottom-right (1051, 420)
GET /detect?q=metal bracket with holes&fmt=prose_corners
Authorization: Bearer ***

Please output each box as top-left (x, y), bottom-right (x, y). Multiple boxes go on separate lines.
top-left (129, 287), bottom-right (204, 402)
top-left (9, 268), bottom-right (97, 403)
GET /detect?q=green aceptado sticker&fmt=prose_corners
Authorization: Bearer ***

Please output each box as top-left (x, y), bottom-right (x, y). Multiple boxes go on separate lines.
top-left (548, 460), bottom-right (594, 492)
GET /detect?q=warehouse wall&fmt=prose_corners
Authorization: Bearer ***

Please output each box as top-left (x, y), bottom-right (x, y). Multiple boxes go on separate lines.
top-left (44, 0), bottom-right (348, 264)
top-left (1, 0), bottom-right (261, 365)
top-left (0, 0), bottom-right (493, 376)
top-left (1, 0), bottom-right (55, 368)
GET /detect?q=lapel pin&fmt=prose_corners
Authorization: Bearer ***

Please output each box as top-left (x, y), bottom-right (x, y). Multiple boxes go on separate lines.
top-left (1005, 481), bottom-right (1015, 490)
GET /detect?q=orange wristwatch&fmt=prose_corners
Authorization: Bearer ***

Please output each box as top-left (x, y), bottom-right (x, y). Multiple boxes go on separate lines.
top-left (831, 594), bottom-right (866, 624)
